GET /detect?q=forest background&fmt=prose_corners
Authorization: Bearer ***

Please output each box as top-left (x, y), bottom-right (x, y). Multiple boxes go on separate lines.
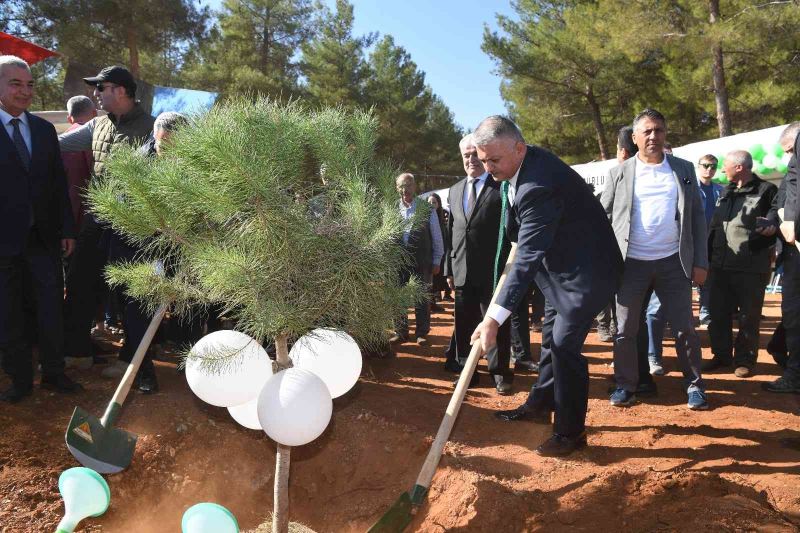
top-left (2, 0), bottom-right (799, 186)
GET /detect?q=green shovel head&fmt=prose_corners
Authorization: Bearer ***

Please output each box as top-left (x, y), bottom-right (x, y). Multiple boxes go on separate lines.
top-left (65, 406), bottom-right (137, 474)
top-left (367, 491), bottom-right (413, 533)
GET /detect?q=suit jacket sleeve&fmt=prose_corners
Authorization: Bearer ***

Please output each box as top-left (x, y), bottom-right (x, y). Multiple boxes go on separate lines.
top-left (688, 164), bottom-right (708, 270)
top-left (496, 184), bottom-right (562, 312)
top-left (785, 137), bottom-right (800, 222)
top-left (599, 168), bottom-right (616, 220)
top-left (444, 206), bottom-right (453, 277)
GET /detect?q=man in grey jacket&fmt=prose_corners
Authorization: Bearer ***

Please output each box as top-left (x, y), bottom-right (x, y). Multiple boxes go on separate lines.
top-left (600, 108), bottom-right (709, 410)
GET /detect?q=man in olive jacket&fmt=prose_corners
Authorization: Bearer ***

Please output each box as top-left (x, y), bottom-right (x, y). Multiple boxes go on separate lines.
top-left (58, 66), bottom-right (155, 371)
top-left (704, 150), bottom-right (777, 377)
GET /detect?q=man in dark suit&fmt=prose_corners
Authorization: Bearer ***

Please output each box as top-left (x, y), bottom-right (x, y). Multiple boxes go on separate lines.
top-left (0, 55), bottom-right (81, 402)
top-left (470, 115), bottom-right (623, 457)
top-left (445, 134), bottom-right (513, 394)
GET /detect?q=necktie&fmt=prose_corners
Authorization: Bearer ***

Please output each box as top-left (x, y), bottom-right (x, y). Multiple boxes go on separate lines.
top-left (10, 118), bottom-right (31, 172)
top-left (493, 180), bottom-right (509, 291)
top-left (466, 177), bottom-right (477, 216)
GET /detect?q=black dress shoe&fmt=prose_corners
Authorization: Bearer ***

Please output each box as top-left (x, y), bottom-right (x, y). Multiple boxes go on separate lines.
top-left (453, 372), bottom-right (479, 388)
top-left (535, 432), bottom-right (587, 457)
top-left (40, 373), bottom-right (84, 393)
top-left (443, 359), bottom-right (464, 373)
top-left (494, 404), bottom-right (551, 423)
top-left (135, 371), bottom-right (159, 394)
top-left (514, 359), bottom-right (540, 373)
top-left (495, 381), bottom-right (513, 395)
top-left (0, 384), bottom-right (33, 403)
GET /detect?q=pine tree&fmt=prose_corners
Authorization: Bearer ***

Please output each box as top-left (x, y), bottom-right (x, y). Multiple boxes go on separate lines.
top-left (301, 0), bottom-right (374, 109)
top-left (87, 100), bottom-right (422, 532)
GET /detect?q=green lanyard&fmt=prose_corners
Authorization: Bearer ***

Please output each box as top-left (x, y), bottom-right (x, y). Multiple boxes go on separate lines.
top-left (493, 180), bottom-right (509, 291)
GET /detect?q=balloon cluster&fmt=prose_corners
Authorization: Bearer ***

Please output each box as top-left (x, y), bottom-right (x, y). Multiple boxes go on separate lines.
top-left (186, 329), bottom-right (362, 446)
top-left (713, 142), bottom-right (791, 184)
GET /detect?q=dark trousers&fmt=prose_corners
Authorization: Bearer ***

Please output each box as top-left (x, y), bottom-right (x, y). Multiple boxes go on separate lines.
top-left (510, 287), bottom-right (539, 362)
top-left (708, 268), bottom-right (768, 367)
top-left (454, 283), bottom-right (512, 383)
top-left (780, 248), bottom-right (800, 384)
top-left (596, 299), bottom-right (617, 332)
top-left (523, 300), bottom-right (592, 437)
top-left (0, 233), bottom-right (65, 387)
top-left (64, 215), bottom-right (107, 358)
top-left (635, 287), bottom-right (657, 386)
top-left (396, 265), bottom-right (432, 338)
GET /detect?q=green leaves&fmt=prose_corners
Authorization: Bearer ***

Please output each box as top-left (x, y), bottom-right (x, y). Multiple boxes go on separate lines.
top-left (89, 99), bottom-right (417, 346)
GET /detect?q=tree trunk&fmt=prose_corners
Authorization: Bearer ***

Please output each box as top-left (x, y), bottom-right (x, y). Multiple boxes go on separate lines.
top-left (273, 443), bottom-right (290, 533)
top-left (126, 28), bottom-right (140, 78)
top-left (708, 0), bottom-right (732, 137)
top-left (272, 333), bottom-right (291, 533)
top-left (585, 87), bottom-right (609, 160)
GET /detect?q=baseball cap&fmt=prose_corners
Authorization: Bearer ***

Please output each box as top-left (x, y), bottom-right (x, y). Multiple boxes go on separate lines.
top-left (83, 65), bottom-right (136, 94)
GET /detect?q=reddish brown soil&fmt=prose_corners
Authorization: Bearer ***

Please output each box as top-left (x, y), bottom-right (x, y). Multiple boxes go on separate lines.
top-left (1, 295), bottom-right (798, 532)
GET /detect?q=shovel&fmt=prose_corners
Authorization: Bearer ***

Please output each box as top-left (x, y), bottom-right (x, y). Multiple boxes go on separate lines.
top-left (368, 340), bottom-right (484, 532)
top-left (65, 303), bottom-right (169, 474)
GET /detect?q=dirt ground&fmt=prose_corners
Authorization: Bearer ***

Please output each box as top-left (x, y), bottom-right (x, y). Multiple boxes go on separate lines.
top-left (0, 295), bottom-right (798, 532)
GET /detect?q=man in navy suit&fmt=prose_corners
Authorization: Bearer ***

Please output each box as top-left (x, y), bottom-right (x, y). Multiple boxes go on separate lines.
top-left (0, 55), bottom-right (80, 402)
top-left (470, 115), bottom-right (622, 456)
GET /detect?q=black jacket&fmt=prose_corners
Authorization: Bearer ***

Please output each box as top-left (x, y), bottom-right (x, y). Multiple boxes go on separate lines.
top-left (709, 175), bottom-right (777, 274)
top-left (445, 176), bottom-right (510, 291)
top-left (0, 111), bottom-right (75, 256)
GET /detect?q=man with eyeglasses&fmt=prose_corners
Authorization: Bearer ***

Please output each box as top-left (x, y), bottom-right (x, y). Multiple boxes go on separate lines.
top-left (58, 66), bottom-right (155, 378)
top-left (696, 155), bottom-right (724, 326)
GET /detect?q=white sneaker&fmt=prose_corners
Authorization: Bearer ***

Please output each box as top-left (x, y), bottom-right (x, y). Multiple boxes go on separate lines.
top-left (101, 360), bottom-right (129, 379)
top-left (65, 356), bottom-right (93, 370)
top-left (648, 357), bottom-right (664, 376)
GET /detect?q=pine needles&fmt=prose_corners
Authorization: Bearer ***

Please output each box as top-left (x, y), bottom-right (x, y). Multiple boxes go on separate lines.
top-left (88, 98), bottom-right (420, 359)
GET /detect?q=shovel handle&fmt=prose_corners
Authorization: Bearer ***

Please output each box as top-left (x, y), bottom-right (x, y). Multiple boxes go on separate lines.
top-left (101, 303), bottom-right (169, 427)
top-left (411, 340), bottom-right (483, 502)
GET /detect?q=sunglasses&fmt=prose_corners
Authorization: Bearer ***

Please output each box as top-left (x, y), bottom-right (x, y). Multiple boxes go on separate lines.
top-left (95, 84), bottom-right (117, 92)
top-left (699, 163), bottom-right (716, 169)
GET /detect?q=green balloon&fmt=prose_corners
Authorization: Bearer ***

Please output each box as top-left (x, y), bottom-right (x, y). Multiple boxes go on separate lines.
top-left (773, 143), bottom-right (785, 158)
top-left (750, 144), bottom-right (767, 161)
top-left (712, 176), bottom-right (728, 184)
top-left (777, 162), bottom-right (789, 174)
top-left (716, 156), bottom-right (724, 169)
top-left (754, 163), bottom-right (768, 175)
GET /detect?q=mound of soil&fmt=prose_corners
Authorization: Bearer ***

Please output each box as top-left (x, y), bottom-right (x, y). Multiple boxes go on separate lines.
top-left (0, 295), bottom-right (798, 532)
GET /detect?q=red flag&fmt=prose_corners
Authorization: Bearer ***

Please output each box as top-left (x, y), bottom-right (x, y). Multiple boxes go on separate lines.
top-left (0, 32), bottom-right (58, 65)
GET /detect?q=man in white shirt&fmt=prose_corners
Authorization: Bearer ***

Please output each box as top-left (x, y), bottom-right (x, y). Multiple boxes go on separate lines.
top-left (600, 109), bottom-right (709, 410)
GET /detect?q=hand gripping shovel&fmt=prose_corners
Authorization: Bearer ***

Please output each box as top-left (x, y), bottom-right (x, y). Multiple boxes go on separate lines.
top-left (65, 303), bottom-right (169, 474)
top-left (368, 340), bottom-right (484, 532)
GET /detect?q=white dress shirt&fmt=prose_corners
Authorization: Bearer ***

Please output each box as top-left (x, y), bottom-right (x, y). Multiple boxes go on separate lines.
top-left (463, 172), bottom-right (489, 213)
top-left (0, 107), bottom-right (32, 153)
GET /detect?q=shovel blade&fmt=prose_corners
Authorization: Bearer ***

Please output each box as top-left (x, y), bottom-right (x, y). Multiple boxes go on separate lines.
top-left (65, 406), bottom-right (138, 474)
top-left (367, 491), bottom-right (413, 533)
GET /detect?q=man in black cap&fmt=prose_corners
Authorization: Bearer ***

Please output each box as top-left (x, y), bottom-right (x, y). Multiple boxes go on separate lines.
top-left (58, 65), bottom-right (156, 391)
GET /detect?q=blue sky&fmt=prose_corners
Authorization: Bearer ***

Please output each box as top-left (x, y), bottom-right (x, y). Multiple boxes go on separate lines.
top-left (201, 0), bottom-right (517, 130)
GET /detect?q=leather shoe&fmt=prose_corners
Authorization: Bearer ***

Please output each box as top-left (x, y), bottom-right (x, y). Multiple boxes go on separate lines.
top-left (514, 359), bottom-right (539, 373)
top-left (495, 404), bottom-right (551, 423)
top-left (535, 432), bottom-right (587, 457)
top-left (0, 384), bottom-right (32, 403)
top-left (443, 359), bottom-right (464, 373)
top-left (495, 381), bottom-right (513, 395)
top-left (135, 370), bottom-right (159, 394)
top-left (40, 373), bottom-right (83, 393)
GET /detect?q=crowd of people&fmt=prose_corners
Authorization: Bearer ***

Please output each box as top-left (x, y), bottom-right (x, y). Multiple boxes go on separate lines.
top-left (393, 112), bottom-right (799, 457)
top-left (1, 54), bottom-right (798, 459)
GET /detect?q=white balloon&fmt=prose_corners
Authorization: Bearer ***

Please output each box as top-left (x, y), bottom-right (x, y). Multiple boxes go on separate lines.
top-left (289, 329), bottom-right (362, 398)
top-left (762, 154), bottom-right (778, 169)
top-left (257, 368), bottom-right (332, 446)
top-left (186, 330), bottom-right (272, 407)
top-left (227, 397), bottom-right (262, 430)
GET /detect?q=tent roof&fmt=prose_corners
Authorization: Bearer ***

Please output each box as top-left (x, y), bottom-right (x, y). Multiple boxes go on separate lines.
top-left (0, 32), bottom-right (58, 65)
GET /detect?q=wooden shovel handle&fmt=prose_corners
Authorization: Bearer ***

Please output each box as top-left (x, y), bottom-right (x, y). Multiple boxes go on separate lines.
top-left (413, 340), bottom-right (483, 492)
top-left (101, 303), bottom-right (169, 426)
